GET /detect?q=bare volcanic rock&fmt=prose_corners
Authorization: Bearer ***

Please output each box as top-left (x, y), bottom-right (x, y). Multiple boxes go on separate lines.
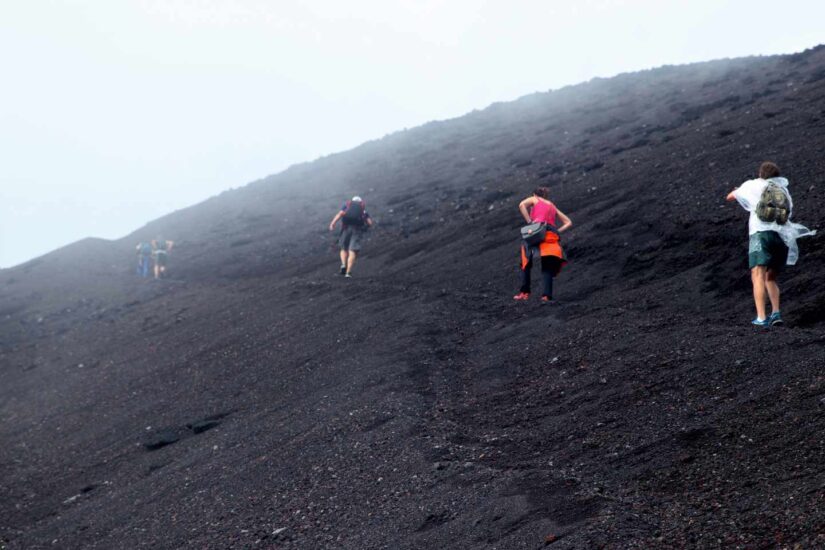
top-left (2, 46), bottom-right (825, 549)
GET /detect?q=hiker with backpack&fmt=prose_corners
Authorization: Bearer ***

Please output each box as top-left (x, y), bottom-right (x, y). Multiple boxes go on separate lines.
top-left (136, 241), bottom-right (153, 278)
top-left (514, 187), bottom-right (572, 303)
top-left (151, 237), bottom-right (174, 280)
top-left (329, 196), bottom-right (373, 278)
top-left (726, 161), bottom-right (816, 326)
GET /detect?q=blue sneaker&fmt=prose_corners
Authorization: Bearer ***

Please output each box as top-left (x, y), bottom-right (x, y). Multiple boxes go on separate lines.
top-left (768, 311), bottom-right (784, 326)
top-left (752, 317), bottom-right (770, 327)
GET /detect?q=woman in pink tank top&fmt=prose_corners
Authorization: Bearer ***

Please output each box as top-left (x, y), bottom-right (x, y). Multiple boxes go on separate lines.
top-left (529, 197), bottom-right (558, 225)
top-left (514, 186), bottom-right (573, 303)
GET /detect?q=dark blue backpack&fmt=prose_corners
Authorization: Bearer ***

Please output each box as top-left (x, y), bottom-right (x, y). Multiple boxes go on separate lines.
top-left (342, 201), bottom-right (366, 226)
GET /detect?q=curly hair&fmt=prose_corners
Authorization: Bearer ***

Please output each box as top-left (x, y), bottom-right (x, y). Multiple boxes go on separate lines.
top-left (758, 161), bottom-right (781, 179)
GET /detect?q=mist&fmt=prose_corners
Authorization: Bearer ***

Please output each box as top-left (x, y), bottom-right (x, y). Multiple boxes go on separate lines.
top-left (1, 0), bottom-right (823, 267)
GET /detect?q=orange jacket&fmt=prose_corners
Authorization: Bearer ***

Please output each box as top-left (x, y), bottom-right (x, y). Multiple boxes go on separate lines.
top-left (521, 230), bottom-right (566, 270)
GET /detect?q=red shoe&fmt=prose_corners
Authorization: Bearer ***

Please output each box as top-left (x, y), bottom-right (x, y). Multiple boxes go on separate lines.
top-left (541, 296), bottom-right (552, 303)
top-left (513, 292), bottom-right (530, 300)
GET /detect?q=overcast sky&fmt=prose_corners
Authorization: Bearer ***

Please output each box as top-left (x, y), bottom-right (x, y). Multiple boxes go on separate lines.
top-left (1, 0), bottom-right (823, 268)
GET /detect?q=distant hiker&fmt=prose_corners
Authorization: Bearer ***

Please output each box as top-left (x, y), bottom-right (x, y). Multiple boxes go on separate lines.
top-left (514, 187), bottom-right (572, 302)
top-left (329, 196), bottom-right (373, 277)
top-left (151, 237), bottom-right (174, 280)
top-left (135, 241), bottom-right (152, 278)
top-left (726, 161), bottom-right (816, 326)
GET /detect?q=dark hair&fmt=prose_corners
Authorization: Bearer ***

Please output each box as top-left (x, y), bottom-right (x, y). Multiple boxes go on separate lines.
top-left (533, 186), bottom-right (550, 199)
top-left (758, 161), bottom-right (780, 179)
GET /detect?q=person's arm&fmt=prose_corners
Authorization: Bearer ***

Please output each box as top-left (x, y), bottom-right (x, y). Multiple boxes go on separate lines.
top-left (366, 215), bottom-right (374, 228)
top-left (518, 197), bottom-right (536, 223)
top-left (556, 209), bottom-right (572, 233)
top-left (727, 180), bottom-right (758, 209)
top-left (166, 240), bottom-right (174, 252)
top-left (329, 211), bottom-right (344, 231)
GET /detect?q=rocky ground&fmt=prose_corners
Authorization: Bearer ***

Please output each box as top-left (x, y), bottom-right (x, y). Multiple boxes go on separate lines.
top-left (2, 46), bottom-right (825, 549)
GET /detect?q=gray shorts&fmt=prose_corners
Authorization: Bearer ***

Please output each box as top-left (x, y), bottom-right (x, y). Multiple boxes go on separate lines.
top-left (338, 226), bottom-right (366, 252)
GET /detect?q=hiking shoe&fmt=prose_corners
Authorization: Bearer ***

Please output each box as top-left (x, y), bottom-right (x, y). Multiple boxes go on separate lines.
top-left (769, 311), bottom-right (784, 326)
top-left (513, 292), bottom-right (530, 301)
top-left (751, 317), bottom-right (770, 327)
top-left (344, 273), bottom-right (352, 278)
top-left (339, 265), bottom-right (346, 275)
top-left (541, 296), bottom-right (552, 303)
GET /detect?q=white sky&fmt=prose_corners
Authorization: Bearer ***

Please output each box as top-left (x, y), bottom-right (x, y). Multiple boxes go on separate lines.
top-left (1, 0), bottom-right (823, 268)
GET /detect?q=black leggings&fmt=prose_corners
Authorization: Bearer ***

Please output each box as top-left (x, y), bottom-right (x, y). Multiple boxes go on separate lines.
top-left (520, 253), bottom-right (562, 298)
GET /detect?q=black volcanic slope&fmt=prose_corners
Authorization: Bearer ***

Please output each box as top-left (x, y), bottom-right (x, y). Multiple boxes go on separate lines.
top-left (2, 48), bottom-right (825, 549)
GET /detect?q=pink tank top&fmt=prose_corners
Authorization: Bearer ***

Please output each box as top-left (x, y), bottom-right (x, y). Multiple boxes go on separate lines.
top-left (530, 199), bottom-right (557, 226)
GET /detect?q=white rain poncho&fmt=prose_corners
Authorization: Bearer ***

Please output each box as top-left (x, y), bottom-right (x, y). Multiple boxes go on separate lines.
top-left (733, 177), bottom-right (816, 265)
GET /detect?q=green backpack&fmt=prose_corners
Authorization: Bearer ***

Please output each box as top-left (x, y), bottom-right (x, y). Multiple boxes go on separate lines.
top-left (755, 182), bottom-right (789, 225)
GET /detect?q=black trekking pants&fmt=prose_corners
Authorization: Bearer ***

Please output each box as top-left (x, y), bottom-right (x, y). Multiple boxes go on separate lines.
top-left (520, 250), bottom-right (562, 299)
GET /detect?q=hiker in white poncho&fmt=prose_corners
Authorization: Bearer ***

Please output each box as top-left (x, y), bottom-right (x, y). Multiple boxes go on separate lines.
top-left (725, 161), bottom-right (816, 327)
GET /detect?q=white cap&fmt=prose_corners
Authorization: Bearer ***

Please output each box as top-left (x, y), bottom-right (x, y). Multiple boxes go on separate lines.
top-left (351, 196), bottom-right (363, 202)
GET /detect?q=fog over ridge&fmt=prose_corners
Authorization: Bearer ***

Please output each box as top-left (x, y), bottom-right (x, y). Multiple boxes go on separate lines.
top-left (1, 0), bottom-right (823, 267)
